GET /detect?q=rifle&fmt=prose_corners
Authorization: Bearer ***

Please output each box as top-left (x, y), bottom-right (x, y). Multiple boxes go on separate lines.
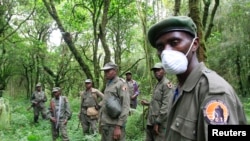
top-left (56, 96), bottom-right (62, 129)
top-left (142, 104), bottom-right (145, 131)
top-left (50, 99), bottom-right (57, 129)
top-left (50, 97), bottom-right (62, 129)
top-left (27, 100), bottom-right (43, 111)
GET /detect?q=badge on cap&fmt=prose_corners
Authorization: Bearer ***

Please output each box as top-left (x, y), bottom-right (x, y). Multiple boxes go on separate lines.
top-left (203, 99), bottom-right (229, 125)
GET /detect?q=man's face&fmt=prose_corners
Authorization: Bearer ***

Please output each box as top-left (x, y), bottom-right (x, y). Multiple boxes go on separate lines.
top-left (154, 31), bottom-right (197, 60)
top-left (53, 91), bottom-right (60, 98)
top-left (36, 86), bottom-right (41, 91)
top-left (85, 82), bottom-right (92, 89)
top-left (153, 68), bottom-right (165, 80)
top-left (104, 69), bottom-right (116, 80)
top-left (126, 74), bottom-right (132, 80)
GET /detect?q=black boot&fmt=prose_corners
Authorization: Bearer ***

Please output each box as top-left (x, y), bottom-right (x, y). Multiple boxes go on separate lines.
top-left (34, 116), bottom-right (39, 123)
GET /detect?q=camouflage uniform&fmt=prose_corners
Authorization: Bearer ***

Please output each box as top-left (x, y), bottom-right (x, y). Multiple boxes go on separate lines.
top-left (79, 80), bottom-right (104, 135)
top-left (48, 87), bottom-right (72, 141)
top-left (99, 62), bottom-right (130, 141)
top-left (30, 83), bottom-right (47, 123)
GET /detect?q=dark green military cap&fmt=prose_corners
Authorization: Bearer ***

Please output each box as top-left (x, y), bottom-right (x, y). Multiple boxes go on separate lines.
top-left (148, 16), bottom-right (197, 47)
top-left (151, 62), bottom-right (163, 71)
top-left (101, 62), bottom-right (118, 71)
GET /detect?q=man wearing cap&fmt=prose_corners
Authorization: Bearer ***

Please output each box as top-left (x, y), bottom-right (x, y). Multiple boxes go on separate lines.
top-left (30, 82), bottom-right (47, 123)
top-left (99, 62), bottom-right (130, 141)
top-left (141, 62), bottom-right (173, 141)
top-left (78, 79), bottom-right (104, 135)
top-left (48, 87), bottom-right (72, 141)
top-left (147, 16), bottom-right (247, 141)
top-left (125, 71), bottom-right (140, 109)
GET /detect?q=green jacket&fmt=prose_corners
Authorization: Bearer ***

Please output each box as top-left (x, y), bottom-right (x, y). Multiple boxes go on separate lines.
top-left (165, 62), bottom-right (247, 141)
top-left (147, 77), bottom-right (173, 128)
top-left (79, 88), bottom-right (104, 115)
top-left (99, 76), bottom-right (130, 127)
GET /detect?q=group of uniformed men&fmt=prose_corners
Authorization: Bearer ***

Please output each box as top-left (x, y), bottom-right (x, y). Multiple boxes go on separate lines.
top-left (30, 15), bottom-right (247, 141)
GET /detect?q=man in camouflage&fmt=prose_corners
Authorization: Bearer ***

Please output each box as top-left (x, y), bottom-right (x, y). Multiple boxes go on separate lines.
top-left (30, 82), bottom-right (47, 123)
top-left (141, 62), bottom-right (173, 141)
top-left (99, 62), bottom-right (130, 141)
top-left (48, 87), bottom-right (72, 141)
top-left (78, 79), bottom-right (104, 135)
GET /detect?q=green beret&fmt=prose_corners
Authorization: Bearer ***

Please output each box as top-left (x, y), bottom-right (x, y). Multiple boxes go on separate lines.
top-left (148, 16), bottom-right (197, 47)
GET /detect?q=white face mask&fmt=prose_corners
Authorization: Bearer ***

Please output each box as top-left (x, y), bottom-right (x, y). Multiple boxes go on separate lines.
top-left (161, 38), bottom-right (196, 74)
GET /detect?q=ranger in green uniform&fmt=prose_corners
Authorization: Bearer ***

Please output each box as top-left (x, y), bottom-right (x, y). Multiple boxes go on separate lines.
top-left (147, 16), bottom-right (247, 141)
top-left (48, 87), bottom-right (72, 141)
top-left (30, 82), bottom-right (47, 123)
top-left (141, 62), bottom-right (173, 141)
top-left (78, 79), bottom-right (104, 135)
top-left (99, 62), bottom-right (130, 141)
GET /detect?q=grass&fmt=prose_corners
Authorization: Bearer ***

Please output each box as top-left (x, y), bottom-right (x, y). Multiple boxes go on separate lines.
top-left (0, 94), bottom-right (249, 141)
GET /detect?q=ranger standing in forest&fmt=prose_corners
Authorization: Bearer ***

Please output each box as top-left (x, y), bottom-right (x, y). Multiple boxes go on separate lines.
top-left (141, 62), bottom-right (173, 141)
top-left (125, 71), bottom-right (140, 109)
top-left (99, 62), bottom-right (130, 141)
top-left (78, 79), bottom-right (104, 135)
top-left (30, 82), bottom-right (47, 123)
top-left (147, 15), bottom-right (247, 141)
top-left (48, 87), bottom-right (72, 141)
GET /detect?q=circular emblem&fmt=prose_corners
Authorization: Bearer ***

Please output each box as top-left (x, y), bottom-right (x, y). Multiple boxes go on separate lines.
top-left (203, 99), bottom-right (229, 125)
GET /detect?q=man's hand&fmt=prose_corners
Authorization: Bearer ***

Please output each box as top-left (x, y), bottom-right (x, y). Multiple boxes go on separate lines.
top-left (113, 125), bottom-right (121, 140)
top-left (131, 94), bottom-right (136, 100)
top-left (63, 119), bottom-right (68, 125)
top-left (141, 100), bottom-right (149, 106)
top-left (50, 117), bottom-right (56, 123)
top-left (153, 124), bottom-right (159, 135)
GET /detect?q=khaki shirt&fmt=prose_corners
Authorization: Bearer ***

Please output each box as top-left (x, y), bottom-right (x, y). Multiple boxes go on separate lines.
top-left (165, 62), bottom-right (247, 141)
top-left (80, 88), bottom-right (104, 114)
top-left (147, 77), bottom-right (173, 128)
top-left (100, 76), bottom-right (130, 126)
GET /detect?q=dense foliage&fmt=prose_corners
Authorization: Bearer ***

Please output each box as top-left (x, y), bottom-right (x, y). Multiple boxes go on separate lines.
top-left (0, 0), bottom-right (250, 140)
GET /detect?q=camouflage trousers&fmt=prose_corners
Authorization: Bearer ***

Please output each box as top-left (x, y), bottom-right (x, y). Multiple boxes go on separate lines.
top-left (33, 106), bottom-right (47, 122)
top-left (80, 113), bottom-right (98, 135)
top-left (51, 121), bottom-right (69, 141)
top-left (100, 125), bottom-right (126, 141)
top-left (145, 125), bottom-right (166, 141)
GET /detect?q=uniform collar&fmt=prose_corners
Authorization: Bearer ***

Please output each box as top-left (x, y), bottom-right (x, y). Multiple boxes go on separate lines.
top-left (182, 62), bottom-right (206, 92)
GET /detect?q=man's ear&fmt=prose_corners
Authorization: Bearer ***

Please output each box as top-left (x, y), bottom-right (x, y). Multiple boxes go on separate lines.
top-left (192, 37), bottom-right (199, 51)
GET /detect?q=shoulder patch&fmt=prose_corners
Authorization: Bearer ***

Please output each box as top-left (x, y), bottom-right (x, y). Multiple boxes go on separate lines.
top-left (167, 82), bottom-right (173, 88)
top-left (122, 85), bottom-right (127, 91)
top-left (203, 99), bottom-right (229, 125)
